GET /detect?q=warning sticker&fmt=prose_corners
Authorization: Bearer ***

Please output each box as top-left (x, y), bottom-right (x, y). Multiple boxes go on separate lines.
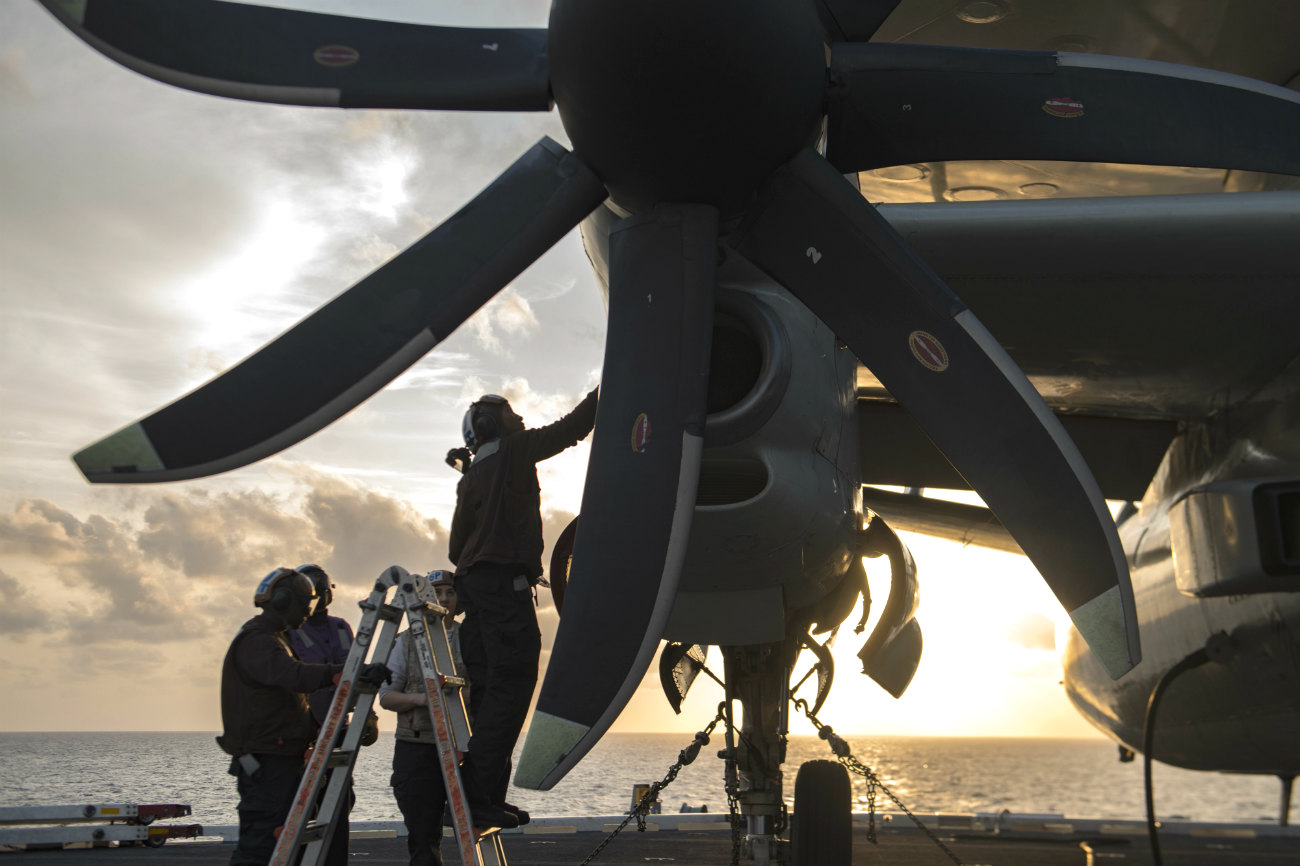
top-left (314, 45), bottom-right (360, 68)
top-left (1042, 97), bottom-right (1084, 118)
top-left (631, 413), bottom-right (652, 453)
top-left (908, 331), bottom-right (949, 372)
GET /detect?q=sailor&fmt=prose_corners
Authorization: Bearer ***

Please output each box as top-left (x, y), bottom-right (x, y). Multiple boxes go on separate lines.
top-left (217, 566), bottom-right (388, 866)
top-left (288, 563), bottom-right (379, 743)
top-left (448, 388), bottom-right (598, 827)
top-left (286, 564), bottom-right (376, 864)
top-left (378, 570), bottom-right (468, 866)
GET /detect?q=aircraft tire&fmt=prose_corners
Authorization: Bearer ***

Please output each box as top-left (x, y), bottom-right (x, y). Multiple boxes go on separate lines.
top-left (790, 759), bottom-right (851, 866)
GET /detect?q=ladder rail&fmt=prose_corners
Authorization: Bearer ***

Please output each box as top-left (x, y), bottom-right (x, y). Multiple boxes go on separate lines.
top-left (271, 565), bottom-right (506, 866)
top-left (298, 610), bottom-right (403, 864)
top-left (269, 570), bottom-right (404, 866)
top-left (396, 577), bottom-right (486, 865)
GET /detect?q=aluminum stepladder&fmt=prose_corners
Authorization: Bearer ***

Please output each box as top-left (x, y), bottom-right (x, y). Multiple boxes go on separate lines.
top-left (270, 565), bottom-right (506, 866)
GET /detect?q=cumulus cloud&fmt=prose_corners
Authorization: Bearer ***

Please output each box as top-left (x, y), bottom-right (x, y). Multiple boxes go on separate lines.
top-left (0, 470), bottom-right (446, 661)
top-left (0, 569), bottom-right (47, 635)
top-left (459, 375), bottom-right (598, 424)
top-left (465, 289), bottom-right (541, 354)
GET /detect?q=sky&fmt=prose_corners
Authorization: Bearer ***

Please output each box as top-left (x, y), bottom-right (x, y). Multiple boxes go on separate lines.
top-left (0, 1), bottom-right (1104, 742)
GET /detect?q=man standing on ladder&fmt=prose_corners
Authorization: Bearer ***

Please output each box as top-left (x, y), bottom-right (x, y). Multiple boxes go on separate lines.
top-left (448, 388), bottom-right (598, 829)
top-left (217, 566), bottom-right (385, 866)
top-left (379, 570), bottom-right (466, 866)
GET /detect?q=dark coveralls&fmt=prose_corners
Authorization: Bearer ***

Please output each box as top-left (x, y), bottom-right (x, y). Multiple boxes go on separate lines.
top-left (218, 610), bottom-right (343, 866)
top-left (448, 389), bottom-right (598, 803)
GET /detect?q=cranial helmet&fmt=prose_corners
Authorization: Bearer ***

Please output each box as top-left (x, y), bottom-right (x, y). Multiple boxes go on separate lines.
top-left (253, 567), bottom-right (319, 621)
top-left (425, 569), bottom-right (458, 615)
top-left (462, 394), bottom-right (510, 451)
top-left (295, 563), bottom-right (333, 609)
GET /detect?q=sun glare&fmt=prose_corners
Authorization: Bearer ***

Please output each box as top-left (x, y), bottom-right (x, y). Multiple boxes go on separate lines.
top-left (176, 198), bottom-right (327, 369)
top-left (352, 150), bottom-right (414, 222)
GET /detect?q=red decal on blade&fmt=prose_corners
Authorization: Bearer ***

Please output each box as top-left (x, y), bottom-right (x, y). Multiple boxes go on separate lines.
top-left (631, 413), bottom-right (651, 453)
top-left (314, 45), bottom-right (360, 68)
top-left (908, 330), bottom-right (949, 372)
top-left (1042, 96), bottom-right (1084, 118)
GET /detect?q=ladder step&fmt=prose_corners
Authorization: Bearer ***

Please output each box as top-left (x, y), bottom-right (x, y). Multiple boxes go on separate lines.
top-left (271, 566), bottom-right (504, 866)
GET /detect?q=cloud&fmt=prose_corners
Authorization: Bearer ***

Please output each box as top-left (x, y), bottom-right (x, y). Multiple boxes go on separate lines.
top-left (465, 289), bottom-right (540, 354)
top-left (0, 569), bottom-right (48, 635)
top-left (0, 470), bottom-right (447, 659)
top-left (300, 471), bottom-right (447, 578)
top-left (1005, 612), bottom-right (1056, 651)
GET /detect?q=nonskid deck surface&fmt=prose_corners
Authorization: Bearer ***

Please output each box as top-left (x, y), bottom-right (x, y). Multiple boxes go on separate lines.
top-left (3, 814), bottom-right (1297, 865)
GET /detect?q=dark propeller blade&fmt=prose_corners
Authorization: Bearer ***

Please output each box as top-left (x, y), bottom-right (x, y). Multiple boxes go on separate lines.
top-left (827, 44), bottom-right (1300, 176)
top-left (516, 204), bottom-right (718, 790)
top-left (812, 0), bottom-right (903, 42)
top-left (37, 0), bottom-right (550, 110)
top-left (73, 138), bottom-right (605, 483)
top-left (734, 149), bottom-right (1140, 679)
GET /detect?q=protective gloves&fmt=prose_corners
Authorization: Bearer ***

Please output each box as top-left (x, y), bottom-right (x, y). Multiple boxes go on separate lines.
top-left (358, 663), bottom-right (393, 688)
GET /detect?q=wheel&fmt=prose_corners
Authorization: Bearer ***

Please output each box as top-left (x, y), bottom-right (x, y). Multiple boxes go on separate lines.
top-left (790, 759), bottom-right (851, 866)
top-left (143, 834), bottom-right (167, 848)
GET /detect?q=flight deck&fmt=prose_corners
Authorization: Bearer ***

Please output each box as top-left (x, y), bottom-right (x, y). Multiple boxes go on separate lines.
top-left (4, 813), bottom-right (1297, 866)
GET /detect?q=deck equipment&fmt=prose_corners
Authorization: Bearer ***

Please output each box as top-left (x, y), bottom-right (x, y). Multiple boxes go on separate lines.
top-left (0, 803), bottom-right (200, 849)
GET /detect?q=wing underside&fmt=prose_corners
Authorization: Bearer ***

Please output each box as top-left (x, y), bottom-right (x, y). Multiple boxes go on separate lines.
top-left (859, 190), bottom-right (1300, 500)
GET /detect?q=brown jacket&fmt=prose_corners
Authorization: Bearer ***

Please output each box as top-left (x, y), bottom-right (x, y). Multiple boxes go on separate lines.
top-left (217, 611), bottom-right (342, 757)
top-left (449, 389), bottom-right (597, 578)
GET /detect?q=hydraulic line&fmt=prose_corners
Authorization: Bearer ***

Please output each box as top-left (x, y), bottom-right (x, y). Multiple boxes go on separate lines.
top-left (1143, 632), bottom-right (1235, 865)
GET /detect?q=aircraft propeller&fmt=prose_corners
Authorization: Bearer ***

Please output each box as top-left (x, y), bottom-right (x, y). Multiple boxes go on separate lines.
top-left (41, 0), bottom-right (1300, 790)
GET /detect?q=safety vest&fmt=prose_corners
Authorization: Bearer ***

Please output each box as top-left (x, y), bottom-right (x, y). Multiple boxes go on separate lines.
top-left (394, 623), bottom-right (467, 743)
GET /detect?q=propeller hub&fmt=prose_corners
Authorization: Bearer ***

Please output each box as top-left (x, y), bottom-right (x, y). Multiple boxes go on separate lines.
top-left (548, 0), bottom-right (826, 214)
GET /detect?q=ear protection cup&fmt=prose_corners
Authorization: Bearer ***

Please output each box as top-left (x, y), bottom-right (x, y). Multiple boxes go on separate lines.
top-left (464, 395), bottom-right (509, 449)
top-left (270, 586), bottom-right (294, 612)
top-left (472, 406), bottom-right (500, 443)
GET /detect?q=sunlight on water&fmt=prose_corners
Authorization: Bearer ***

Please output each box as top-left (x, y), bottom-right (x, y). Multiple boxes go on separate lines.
top-left (0, 732), bottom-right (1285, 826)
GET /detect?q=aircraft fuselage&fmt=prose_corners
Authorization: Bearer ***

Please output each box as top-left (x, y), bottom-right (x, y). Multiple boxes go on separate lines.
top-left (581, 203), bottom-right (866, 650)
top-left (1063, 357), bottom-right (1300, 775)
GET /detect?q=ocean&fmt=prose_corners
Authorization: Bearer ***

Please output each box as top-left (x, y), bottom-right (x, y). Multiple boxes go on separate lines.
top-left (0, 732), bottom-right (1287, 827)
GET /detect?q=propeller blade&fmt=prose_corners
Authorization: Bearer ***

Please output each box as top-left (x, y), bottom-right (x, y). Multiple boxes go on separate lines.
top-left (827, 44), bottom-right (1300, 176)
top-left (37, 0), bottom-right (550, 110)
top-left (734, 149), bottom-right (1140, 678)
top-left (812, 0), bottom-right (903, 42)
top-left (516, 204), bottom-right (718, 790)
top-left (73, 138), bottom-right (605, 483)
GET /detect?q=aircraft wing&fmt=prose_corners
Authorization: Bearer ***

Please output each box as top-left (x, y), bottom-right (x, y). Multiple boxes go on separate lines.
top-left (859, 190), bottom-right (1300, 502)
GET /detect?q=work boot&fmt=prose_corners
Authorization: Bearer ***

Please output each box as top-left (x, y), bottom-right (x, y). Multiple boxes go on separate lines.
top-left (501, 801), bottom-right (530, 826)
top-left (459, 759), bottom-right (520, 829)
top-left (468, 801), bottom-right (519, 829)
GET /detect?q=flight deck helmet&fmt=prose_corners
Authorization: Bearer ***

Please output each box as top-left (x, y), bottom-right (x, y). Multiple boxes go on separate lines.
top-left (253, 567), bottom-right (319, 627)
top-left (462, 394), bottom-right (511, 452)
top-left (296, 563), bottom-right (333, 609)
